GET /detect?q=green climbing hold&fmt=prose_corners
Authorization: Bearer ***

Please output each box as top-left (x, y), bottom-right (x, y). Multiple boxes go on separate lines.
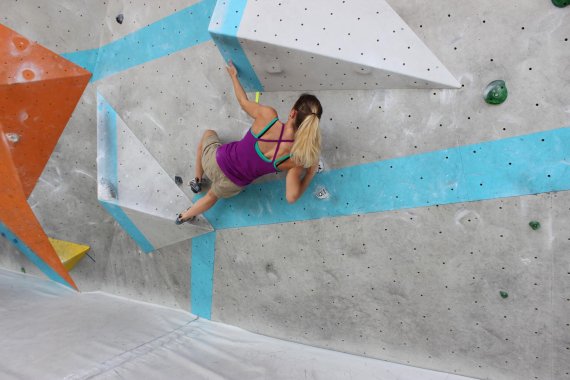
top-left (552, 0), bottom-right (569, 7)
top-left (20, 267), bottom-right (26, 273)
top-left (500, 291), bottom-right (508, 299)
top-left (484, 80), bottom-right (508, 105)
top-left (529, 221), bottom-right (541, 230)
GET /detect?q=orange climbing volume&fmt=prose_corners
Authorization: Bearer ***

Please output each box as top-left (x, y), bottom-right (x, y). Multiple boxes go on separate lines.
top-left (0, 24), bottom-right (91, 289)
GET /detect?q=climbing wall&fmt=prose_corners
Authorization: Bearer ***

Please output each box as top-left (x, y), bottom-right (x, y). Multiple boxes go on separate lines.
top-left (0, 1), bottom-right (569, 379)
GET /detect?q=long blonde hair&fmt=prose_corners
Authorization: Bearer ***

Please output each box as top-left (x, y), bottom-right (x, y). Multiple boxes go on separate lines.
top-left (290, 94), bottom-right (323, 168)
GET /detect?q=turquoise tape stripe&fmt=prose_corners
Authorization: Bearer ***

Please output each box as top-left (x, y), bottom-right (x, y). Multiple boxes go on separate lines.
top-left (0, 221), bottom-right (73, 289)
top-left (204, 127), bottom-right (570, 229)
top-left (62, 0), bottom-right (216, 82)
top-left (97, 93), bottom-right (118, 193)
top-left (191, 231), bottom-right (216, 319)
top-left (100, 201), bottom-right (155, 253)
top-left (209, 0), bottom-right (263, 91)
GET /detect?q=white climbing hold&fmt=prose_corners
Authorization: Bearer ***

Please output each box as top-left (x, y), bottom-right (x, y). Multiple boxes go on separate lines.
top-left (315, 187), bottom-right (330, 200)
top-left (5, 133), bottom-right (20, 143)
top-left (317, 159), bottom-right (325, 173)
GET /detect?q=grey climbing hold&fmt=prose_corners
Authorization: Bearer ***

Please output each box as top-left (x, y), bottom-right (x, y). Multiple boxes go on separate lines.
top-left (315, 187), bottom-right (330, 200)
top-left (99, 178), bottom-right (117, 199)
top-left (116, 14), bottom-right (124, 24)
top-left (483, 80), bottom-right (508, 105)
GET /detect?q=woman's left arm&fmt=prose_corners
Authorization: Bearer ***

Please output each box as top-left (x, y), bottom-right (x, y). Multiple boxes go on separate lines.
top-left (285, 164), bottom-right (318, 203)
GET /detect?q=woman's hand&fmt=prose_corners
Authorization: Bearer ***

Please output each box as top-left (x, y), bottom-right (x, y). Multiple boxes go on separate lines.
top-left (226, 60), bottom-right (238, 78)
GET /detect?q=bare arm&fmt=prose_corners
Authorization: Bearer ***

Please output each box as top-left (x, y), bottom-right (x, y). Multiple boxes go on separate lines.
top-left (285, 164), bottom-right (318, 203)
top-left (227, 61), bottom-right (264, 119)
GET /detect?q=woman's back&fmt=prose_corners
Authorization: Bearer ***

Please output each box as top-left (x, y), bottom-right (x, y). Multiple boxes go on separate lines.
top-left (216, 109), bottom-right (296, 186)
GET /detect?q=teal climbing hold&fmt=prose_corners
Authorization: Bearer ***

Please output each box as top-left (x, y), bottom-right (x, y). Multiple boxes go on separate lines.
top-left (500, 291), bottom-right (508, 299)
top-left (552, 0), bottom-right (569, 7)
top-left (484, 80), bottom-right (508, 105)
top-left (529, 221), bottom-right (541, 230)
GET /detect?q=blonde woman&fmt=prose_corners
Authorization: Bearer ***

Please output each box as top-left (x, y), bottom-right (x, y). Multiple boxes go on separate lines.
top-left (176, 62), bottom-right (322, 224)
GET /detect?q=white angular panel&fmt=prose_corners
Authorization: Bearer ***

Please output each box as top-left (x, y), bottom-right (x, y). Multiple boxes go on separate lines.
top-left (209, 0), bottom-right (460, 91)
top-left (97, 93), bottom-right (212, 252)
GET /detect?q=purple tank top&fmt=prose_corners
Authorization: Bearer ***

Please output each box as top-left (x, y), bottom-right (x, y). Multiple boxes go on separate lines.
top-left (216, 117), bottom-right (294, 187)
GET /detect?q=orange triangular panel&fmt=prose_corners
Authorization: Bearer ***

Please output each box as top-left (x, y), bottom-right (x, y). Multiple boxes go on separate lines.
top-left (0, 24), bottom-right (91, 198)
top-left (0, 122), bottom-right (78, 289)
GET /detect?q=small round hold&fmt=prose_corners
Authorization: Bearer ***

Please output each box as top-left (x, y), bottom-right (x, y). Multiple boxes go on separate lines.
top-left (499, 291), bottom-right (508, 299)
top-left (484, 80), bottom-right (508, 105)
top-left (529, 220), bottom-right (541, 230)
top-left (116, 14), bottom-right (124, 24)
top-left (552, 0), bottom-right (569, 7)
top-left (174, 176), bottom-right (183, 185)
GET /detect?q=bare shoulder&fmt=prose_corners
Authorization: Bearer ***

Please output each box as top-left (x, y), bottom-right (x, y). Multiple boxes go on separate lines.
top-left (251, 105), bottom-right (279, 134)
top-left (259, 105), bottom-right (278, 119)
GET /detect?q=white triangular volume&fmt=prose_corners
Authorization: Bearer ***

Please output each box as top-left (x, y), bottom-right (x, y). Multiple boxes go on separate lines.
top-left (97, 94), bottom-right (213, 251)
top-left (114, 116), bottom-right (213, 241)
top-left (238, 0), bottom-right (460, 90)
top-left (121, 205), bottom-right (212, 250)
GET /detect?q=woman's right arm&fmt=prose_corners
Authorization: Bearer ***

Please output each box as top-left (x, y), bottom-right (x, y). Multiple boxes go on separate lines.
top-left (285, 164), bottom-right (318, 203)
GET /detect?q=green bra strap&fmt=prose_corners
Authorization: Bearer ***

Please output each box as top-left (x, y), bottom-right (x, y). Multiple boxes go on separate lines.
top-left (253, 117), bottom-right (279, 139)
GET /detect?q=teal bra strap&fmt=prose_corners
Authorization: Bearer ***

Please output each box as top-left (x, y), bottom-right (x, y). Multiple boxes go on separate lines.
top-left (254, 142), bottom-right (273, 163)
top-left (252, 117), bottom-right (279, 139)
top-left (273, 154), bottom-right (291, 172)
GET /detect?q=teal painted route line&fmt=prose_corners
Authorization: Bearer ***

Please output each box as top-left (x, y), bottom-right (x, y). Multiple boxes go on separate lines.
top-left (0, 222), bottom-right (72, 289)
top-left (191, 231), bottom-right (216, 319)
top-left (63, 0), bottom-right (216, 82)
top-left (203, 127), bottom-right (570, 230)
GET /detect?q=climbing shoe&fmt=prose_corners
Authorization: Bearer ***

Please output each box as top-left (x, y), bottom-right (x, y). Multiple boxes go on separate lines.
top-left (189, 177), bottom-right (202, 194)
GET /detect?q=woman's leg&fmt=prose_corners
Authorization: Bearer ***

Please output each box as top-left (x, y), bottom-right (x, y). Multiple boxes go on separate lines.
top-left (179, 189), bottom-right (218, 221)
top-left (194, 129), bottom-right (218, 181)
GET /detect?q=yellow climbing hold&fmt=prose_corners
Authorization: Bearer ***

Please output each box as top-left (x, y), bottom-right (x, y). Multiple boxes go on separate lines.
top-left (255, 92), bottom-right (260, 103)
top-left (48, 238), bottom-right (90, 271)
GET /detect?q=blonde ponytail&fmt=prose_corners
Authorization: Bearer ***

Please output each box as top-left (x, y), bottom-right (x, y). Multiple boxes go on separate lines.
top-left (291, 114), bottom-right (321, 168)
top-left (289, 94), bottom-right (323, 168)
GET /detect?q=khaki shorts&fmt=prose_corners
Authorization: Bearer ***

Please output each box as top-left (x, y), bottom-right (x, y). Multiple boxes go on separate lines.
top-left (202, 133), bottom-right (243, 199)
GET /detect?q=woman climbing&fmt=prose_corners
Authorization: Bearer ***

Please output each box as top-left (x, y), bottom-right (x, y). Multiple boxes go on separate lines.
top-left (176, 62), bottom-right (323, 224)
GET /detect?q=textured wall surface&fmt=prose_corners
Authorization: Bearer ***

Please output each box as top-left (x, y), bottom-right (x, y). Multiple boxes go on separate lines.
top-left (0, 1), bottom-right (569, 379)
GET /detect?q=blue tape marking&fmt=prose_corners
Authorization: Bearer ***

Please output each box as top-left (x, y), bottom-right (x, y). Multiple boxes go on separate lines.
top-left (62, 48), bottom-right (99, 75)
top-left (203, 127), bottom-right (570, 229)
top-left (97, 93), bottom-right (118, 195)
top-left (63, 0), bottom-right (216, 82)
top-left (209, 0), bottom-right (263, 91)
top-left (191, 231), bottom-right (216, 319)
top-left (0, 221), bottom-right (73, 289)
top-left (99, 201), bottom-right (155, 253)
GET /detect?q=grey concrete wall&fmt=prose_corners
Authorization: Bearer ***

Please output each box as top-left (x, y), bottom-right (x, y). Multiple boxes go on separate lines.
top-left (1, 1), bottom-right (569, 379)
